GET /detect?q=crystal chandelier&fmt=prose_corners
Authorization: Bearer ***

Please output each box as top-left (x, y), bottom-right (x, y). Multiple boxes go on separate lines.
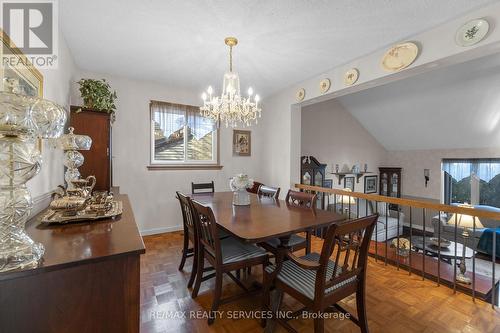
top-left (201, 37), bottom-right (261, 127)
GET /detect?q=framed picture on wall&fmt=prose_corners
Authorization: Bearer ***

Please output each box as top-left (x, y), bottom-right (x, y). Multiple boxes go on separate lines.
top-left (233, 130), bottom-right (251, 156)
top-left (364, 175), bottom-right (378, 194)
top-left (344, 176), bottom-right (355, 192)
top-left (323, 179), bottom-right (333, 188)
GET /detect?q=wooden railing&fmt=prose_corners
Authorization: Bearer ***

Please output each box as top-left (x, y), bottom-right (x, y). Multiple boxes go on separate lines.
top-left (296, 184), bottom-right (500, 220)
top-left (295, 183), bottom-right (500, 307)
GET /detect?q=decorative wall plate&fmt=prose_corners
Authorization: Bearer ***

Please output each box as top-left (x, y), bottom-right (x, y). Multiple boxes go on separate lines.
top-left (344, 68), bottom-right (359, 86)
top-left (381, 42), bottom-right (419, 72)
top-left (319, 78), bottom-right (331, 93)
top-left (296, 88), bottom-right (305, 101)
top-left (456, 18), bottom-right (489, 47)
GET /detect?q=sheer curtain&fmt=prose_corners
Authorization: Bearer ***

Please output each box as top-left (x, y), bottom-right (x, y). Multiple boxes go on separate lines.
top-left (186, 108), bottom-right (215, 140)
top-left (151, 101), bottom-right (187, 137)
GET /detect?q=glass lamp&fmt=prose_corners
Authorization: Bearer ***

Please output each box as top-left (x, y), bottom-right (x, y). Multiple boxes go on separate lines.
top-left (0, 91), bottom-right (67, 272)
top-left (447, 204), bottom-right (483, 284)
top-left (56, 127), bottom-right (92, 189)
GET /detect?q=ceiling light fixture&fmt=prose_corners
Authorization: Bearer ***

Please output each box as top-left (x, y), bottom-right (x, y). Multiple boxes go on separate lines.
top-left (200, 37), bottom-right (261, 127)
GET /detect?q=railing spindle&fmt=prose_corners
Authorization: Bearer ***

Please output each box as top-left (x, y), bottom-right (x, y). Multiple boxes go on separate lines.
top-left (437, 210), bottom-right (441, 286)
top-left (472, 216), bottom-right (476, 302)
top-left (453, 213), bottom-right (458, 294)
top-left (422, 208), bottom-right (426, 281)
top-left (385, 202), bottom-right (388, 266)
top-left (492, 225), bottom-right (496, 308)
top-left (409, 207), bottom-right (412, 276)
top-left (397, 208), bottom-right (400, 271)
top-left (348, 195), bottom-right (351, 219)
top-left (375, 201), bottom-right (378, 263)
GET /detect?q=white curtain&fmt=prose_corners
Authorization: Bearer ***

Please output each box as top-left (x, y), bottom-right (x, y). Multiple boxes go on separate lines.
top-left (442, 160), bottom-right (500, 182)
top-left (151, 101), bottom-right (186, 137)
top-left (151, 101), bottom-right (215, 140)
top-left (187, 109), bottom-right (215, 140)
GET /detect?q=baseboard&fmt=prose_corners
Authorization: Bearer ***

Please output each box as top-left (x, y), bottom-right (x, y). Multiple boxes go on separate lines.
top-left (140, 225), bottom-right (183, 236)
top-left (31, 191), bottom-right (55, 217)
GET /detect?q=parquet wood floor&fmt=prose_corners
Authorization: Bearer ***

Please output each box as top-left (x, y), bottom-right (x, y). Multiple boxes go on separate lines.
top-left (140, 232), bottom-right (500, 333)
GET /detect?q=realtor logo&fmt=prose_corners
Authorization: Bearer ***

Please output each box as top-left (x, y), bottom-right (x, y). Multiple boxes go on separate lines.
top-left (1, 0), bottom-right (58, 68)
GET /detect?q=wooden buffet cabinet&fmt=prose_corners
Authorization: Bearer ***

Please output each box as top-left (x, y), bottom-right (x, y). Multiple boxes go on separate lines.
top-left (0, 194), bottom-right (145, 333)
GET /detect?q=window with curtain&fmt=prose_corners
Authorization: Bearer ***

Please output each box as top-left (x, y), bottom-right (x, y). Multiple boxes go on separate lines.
top-left (442, 159), bottom-right (500, 208)
top-left (150, 101), bottom-right (217, 164)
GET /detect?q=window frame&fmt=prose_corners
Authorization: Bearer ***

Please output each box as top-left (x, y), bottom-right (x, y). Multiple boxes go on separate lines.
top-left (442, 158), bottom-right (500, 206)
top-left (148, 101), bottom-right (221, 170)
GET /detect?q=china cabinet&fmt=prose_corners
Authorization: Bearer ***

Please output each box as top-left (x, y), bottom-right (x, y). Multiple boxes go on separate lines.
top-left (379, 167), bottom-right (402, 210)
top-left (300, 156), bottom-right (327, 210)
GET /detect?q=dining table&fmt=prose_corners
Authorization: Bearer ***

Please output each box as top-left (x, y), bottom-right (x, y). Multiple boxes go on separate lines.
top-left (191, 191), bottom-right (346, 245)
top-left (191, 191), bottom-right (346, 331)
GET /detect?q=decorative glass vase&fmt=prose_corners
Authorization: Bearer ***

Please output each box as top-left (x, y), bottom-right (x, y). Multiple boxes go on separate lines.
top-left (233, 189), bottom-right (250, 206)
top-left (56, 127), bottom-right (92, 189)
top-left (0, 92), bottom-right (66, 272)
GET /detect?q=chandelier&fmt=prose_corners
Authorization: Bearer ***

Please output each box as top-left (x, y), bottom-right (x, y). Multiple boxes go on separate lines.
top-left (200, 37), bottom-right (261, 127)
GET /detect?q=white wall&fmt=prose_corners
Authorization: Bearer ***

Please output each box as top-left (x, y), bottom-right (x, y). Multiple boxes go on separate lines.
top-left (27, 32), bottom-right (77, 214)
top-left (301, 99), bottom-right (387, 192)
top-left (261, 2), bottom-right (500, 194)
top-left (71, 71), bottom-right (266, 234)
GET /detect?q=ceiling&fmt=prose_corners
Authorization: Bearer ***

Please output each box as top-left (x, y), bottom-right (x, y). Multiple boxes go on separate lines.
top-left (60, 0), bottom-right (496, 97)
top-left (337, 52), bottom-right (500, 151)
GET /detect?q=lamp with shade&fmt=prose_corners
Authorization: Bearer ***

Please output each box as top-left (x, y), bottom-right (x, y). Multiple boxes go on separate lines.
top-left (447, 204), bottom-right (483, 284)
top-left (334, 188), bottom-right (356, 216)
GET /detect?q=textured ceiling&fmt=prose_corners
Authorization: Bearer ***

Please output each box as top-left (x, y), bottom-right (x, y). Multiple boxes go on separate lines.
top-left (337, 52), bottom-right (500, 151)
top-left (60, 0), bottom-right (497, 97)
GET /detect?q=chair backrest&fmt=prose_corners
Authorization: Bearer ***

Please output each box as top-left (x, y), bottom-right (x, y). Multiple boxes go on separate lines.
top-left (247, 181), bottom-right (263, 194)
top-left (285, 189), bottom-right (317, 210)
top-left (191, 181), bottom-right (215, 194)
top-left (258, 185), bottom-right (281, 199)
top-left (190, 199), bottom-right (222, 263)
top-left (176, 192), bottom-right (195, 234)
top-left (315, 214), bottom-right (378, 299)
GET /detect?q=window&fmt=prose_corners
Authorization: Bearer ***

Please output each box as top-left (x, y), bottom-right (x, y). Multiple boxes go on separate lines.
top-left (442, 159), bottom-right (500, 208)
top-left (150, 101), bottom-right (218, 166)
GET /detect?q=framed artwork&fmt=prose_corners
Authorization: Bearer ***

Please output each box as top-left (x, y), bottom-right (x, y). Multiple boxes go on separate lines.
top-left (233, 130), bottom-right (251, 156)
top-left (344, 176), bottom-right (355, 192)
top-left (0, 30), bottom-right (44, 149)
top-left (364, 175), bottom-right (378, 194)
top-left (0, 30), bottom-right (43, 97)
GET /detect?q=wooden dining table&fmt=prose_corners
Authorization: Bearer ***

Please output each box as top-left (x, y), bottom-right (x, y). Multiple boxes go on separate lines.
top-left (192, 191), bottom-right (346, 245)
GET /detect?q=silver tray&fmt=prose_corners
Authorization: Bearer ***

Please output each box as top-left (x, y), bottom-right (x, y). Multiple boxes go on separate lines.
top-left (41, 200), bottom-right (123, 224)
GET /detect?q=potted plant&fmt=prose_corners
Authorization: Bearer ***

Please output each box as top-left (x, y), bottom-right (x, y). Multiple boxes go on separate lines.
top-left (77, 78), bottom-right (117, 122)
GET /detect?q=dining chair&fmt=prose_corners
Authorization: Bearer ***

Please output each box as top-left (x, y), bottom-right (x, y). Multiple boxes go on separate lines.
top-left (191, 181), bottom-right (215, 194)
top-left (257, 185), bottom-right (281, 199)
top-left (262, 214), bottom-right (378, 333)
top-left (247, 181), bottom-right (263, 194)
top-left (190, 199), bottom-right (268, 325)
top-left (176, 192), bottom-right (230, 288)
top-left (260, 189), bottom-right (316, 255)
top-left (176, 192), bottom-right (198, 288)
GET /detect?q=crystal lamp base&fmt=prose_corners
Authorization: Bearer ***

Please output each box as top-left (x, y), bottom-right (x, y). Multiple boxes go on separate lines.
top-left (0, 232), bottom-right (44, 272)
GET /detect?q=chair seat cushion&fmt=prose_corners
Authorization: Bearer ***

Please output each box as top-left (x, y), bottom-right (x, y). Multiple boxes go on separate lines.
top-left (264, 234), bottom-right (306, 249)
top-left (220, 237), bottom-right (267, 264)
top-left (265, 253), bottom-right (357, 299)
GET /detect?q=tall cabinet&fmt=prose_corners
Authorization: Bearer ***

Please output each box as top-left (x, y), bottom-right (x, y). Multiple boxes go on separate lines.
top-left (379, 167), bottom-right (402, 210)
top-left (70, 106), bottom-right (112, 191)
top-left (300, 156), bottom-right (327, 210)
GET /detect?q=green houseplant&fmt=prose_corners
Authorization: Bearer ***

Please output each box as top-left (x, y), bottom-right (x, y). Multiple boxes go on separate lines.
top-left (77, 78), bottom-right (117, 122)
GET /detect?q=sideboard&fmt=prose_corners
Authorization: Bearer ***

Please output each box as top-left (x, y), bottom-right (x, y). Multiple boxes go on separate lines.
top-left (0, 194), bottom-right (145, 333)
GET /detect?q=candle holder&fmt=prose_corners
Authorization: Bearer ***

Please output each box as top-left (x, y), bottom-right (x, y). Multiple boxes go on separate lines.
top-left (0, 92), bottom-right (66, 272)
